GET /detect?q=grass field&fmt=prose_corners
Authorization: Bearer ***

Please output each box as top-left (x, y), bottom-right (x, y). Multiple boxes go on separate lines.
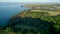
top-left (31, 10), bottom-right (60, 16)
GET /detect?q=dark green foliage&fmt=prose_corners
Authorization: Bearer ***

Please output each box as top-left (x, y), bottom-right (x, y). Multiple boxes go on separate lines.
top-left (6, 17), bottom-right (56, 34)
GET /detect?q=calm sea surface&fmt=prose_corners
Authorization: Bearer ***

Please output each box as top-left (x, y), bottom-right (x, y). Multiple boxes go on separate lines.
top-left (0, 5), bottom-right (28, 26)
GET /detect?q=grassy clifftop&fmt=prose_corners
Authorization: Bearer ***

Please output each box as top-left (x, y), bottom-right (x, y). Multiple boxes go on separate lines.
top-left (6, 10), bottom-right (60, 34)
top-left (0, 4), bottom-right (60, 34)
top-left (0, 9), bottom-right (60, 34)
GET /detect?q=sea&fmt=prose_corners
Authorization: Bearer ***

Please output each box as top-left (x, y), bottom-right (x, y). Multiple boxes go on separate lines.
top-left (0, 2), bottom-right (29, 26)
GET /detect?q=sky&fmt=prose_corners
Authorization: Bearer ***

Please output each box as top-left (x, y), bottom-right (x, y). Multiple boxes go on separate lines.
top-left (0, 0), bottom-right (60, 3)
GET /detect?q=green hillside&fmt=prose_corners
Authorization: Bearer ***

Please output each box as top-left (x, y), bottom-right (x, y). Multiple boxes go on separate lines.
top-left (0, 10), bottom-right (60, 34)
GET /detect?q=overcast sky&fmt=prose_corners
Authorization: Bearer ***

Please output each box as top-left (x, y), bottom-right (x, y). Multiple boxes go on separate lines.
top-left (0, 0), bottom-right (60, 3)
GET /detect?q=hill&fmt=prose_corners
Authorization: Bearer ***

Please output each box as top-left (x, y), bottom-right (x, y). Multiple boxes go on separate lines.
top-left (5, 10), bottom-right (60, 34)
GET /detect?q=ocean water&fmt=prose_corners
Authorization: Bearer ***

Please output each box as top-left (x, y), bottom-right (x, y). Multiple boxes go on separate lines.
top-left (0, 5), bottom-right (28, 26)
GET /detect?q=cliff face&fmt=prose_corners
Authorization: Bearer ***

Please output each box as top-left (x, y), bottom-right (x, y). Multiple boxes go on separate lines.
top-left (7, 10), bottom-right (60, 34)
